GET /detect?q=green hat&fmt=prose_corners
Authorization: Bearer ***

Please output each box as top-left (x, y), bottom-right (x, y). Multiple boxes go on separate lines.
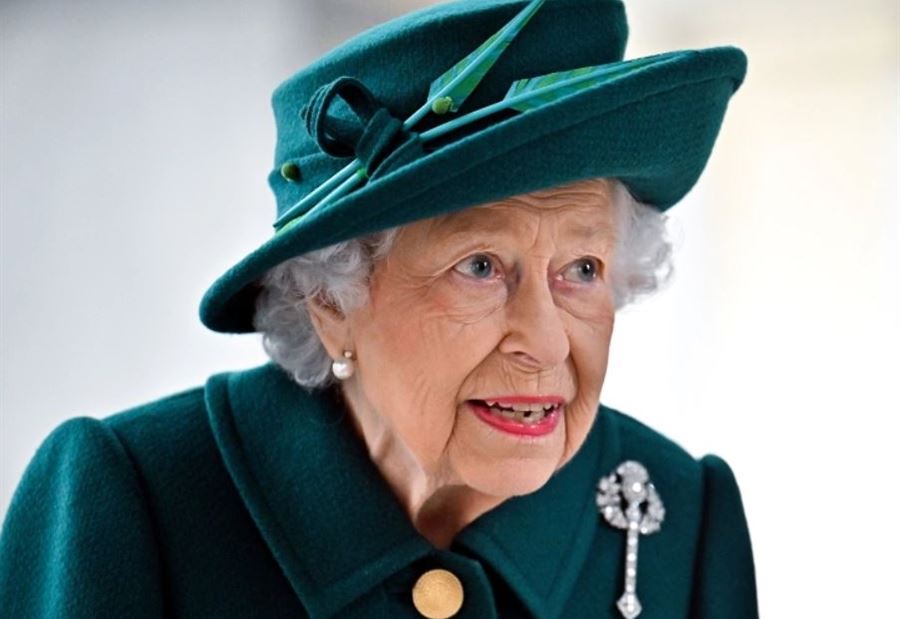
top-left (199, 0), bottom-right (747, 334)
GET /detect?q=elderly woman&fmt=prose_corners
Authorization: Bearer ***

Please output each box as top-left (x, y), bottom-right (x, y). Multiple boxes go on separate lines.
top-left (0, 0), bottom-right (757, 617)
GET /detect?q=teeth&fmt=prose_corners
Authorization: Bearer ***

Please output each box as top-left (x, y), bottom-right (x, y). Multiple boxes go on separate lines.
top-left (484, 403), bottom-right (559, 424)
top-left (511, 403), bottom-right (537, 412)
top-left (485, 401), bottom-right (557, 412)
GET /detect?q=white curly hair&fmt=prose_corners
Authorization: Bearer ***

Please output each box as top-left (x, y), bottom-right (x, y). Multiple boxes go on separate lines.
top-left (253, 178), bottom-right (673, 388)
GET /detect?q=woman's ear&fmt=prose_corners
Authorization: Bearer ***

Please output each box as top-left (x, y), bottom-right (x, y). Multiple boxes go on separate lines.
top-left (306, 293), bottom-right (352, 360)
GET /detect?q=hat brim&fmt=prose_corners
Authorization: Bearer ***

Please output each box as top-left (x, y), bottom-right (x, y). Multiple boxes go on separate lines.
top-left (200, 46), bottom-right (747, 333)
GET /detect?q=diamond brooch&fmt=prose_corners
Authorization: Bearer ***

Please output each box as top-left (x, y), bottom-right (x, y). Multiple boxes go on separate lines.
top-left (596, 461), bottom-right (666, 619)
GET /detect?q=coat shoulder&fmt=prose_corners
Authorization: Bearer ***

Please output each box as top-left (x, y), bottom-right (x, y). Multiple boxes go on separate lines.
top-left (96, 379), bottom-right (242, 528)
top-left (601, 405), bottom-right (750, 517)
top-left (102, 383), bottom-right (208, 444)
top-left (1, 408), bottom-right (172, 617)
top-left (90, 379), bottom-right (234, 488)
top-left (601, 404), bottom-right (705, 486)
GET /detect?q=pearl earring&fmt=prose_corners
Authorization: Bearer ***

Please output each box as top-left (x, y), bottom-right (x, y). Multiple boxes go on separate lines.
top-left (331, 350), bottom-right (355, 380)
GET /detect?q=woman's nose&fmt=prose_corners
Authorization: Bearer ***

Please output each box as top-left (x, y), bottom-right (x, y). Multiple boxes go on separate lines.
top-left (497, 270), bottom-right (569, 370)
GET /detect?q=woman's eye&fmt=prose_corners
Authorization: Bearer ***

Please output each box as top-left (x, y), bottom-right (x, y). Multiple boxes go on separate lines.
top-left (452, 254), bottom-right (498, 280)
top-left (563, 257), bottom-right (602, 283)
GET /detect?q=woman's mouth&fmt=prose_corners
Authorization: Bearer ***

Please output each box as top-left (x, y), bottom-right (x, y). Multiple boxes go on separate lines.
top-left (467, 398), bottom-right (563, 437)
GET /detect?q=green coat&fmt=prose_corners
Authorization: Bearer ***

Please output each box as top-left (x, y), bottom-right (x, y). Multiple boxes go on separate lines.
top-left (0, 363), bottom-right (758, 618)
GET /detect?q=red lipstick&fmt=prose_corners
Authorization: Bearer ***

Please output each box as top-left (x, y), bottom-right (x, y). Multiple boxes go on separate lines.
top-left (467, 396), bottom-right (564, 437)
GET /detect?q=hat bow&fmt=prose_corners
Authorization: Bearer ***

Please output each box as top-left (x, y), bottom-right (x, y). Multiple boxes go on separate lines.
top-left (301, 76), bottom-right (418, 178)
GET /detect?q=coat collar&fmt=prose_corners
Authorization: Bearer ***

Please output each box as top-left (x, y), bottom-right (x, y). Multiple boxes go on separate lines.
top-left (205, 363), bottom-right (621, 619)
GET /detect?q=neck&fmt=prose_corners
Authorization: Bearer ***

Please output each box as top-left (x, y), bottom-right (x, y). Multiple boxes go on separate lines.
top-left (338, 383), bottom-right (506, 549)
top-left (411, 485), bottom-right (506, 548)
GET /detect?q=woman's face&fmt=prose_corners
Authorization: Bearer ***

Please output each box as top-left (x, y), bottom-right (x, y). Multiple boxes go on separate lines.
top-left (333, 178), bottom-right (618, 499)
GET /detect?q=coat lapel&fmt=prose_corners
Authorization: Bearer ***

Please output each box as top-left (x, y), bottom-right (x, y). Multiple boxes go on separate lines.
top-left (205, 363), bottom-right (622, 618)
top-left (206, 363), bottom-right (433, 617)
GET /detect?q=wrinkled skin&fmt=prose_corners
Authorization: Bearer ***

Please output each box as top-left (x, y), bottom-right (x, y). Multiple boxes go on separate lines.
top-left (308, 177), bottom-right (619, 547)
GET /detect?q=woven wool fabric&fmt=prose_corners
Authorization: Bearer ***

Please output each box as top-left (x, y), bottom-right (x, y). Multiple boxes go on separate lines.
top-left (0, 363), bottom-right (758, 618)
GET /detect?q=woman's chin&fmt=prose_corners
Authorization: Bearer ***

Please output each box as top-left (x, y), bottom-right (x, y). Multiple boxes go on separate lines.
top-left (451, 452), bottom-right (561, 498)
top-left (447, 399), bottom-right (572, 496)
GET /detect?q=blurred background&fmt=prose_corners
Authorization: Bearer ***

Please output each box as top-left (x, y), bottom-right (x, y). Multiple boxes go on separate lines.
top-left (2, 0), bottom-right (898, 615)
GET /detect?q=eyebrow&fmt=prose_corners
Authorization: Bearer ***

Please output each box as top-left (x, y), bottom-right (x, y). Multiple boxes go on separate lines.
top-left (567, 221), bottom-right (616, 239)
top-left (432, 212), bottom-right (616, 242)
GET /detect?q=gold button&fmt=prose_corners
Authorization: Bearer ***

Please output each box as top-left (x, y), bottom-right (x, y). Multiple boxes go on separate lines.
top-left (411, 568), bottom-right (464, 619)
